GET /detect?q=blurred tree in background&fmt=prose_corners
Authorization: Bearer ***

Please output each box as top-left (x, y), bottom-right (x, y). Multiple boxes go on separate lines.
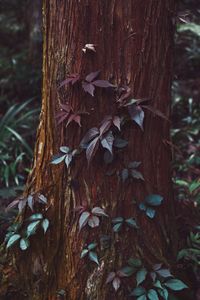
top-left (0, 0), bottom-right (42, 202)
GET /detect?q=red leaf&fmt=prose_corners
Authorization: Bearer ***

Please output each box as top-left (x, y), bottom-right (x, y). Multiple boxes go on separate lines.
top-left (93, 80), bottom-right (114, 88)
top-left (59, 74), bottom-right (80, 88)
top-left (117, 86), bottom-right (131, 103)
top-left (82, 82), bottom-right (95, 96)
top-left (66, 114), bottom-right (81, 127)
top-left (60, 104), bottom-right (71, 112)
top-left (86, 137), bottom-right (100, 164)
top-left (85, 70), bottom-right (100, 82)
top-left (113, 116), bottom-right (121, 131)
top-left (81, 128), bottom-right (99, 145)
top-left (57, 113), bottom-right (69, 125)
top-left (73, 115), bottom-right (81, 127)
top-left (142, 105), bottom-right (169, 121)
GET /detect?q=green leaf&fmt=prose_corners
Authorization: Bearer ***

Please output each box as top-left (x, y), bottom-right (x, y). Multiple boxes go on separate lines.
top-left (125, 218), bottom-right (139, 229)
top-left (80, 249), bottom-right (89, 258)
top-left (88, 242), bottom-right (97, 250)
top-left (158, 288), bottom-right (168, 300)
top-left (112, 217), bottom-right (124, 224)
top-left (6, 234), bottom-right (21, 249)
top-left (120, 266), bottom-right (135, 277)
top-left (146, 207), bottom-right (156, 219)
top-left (88, 251), bottom-right (99, 265)
top-left (147, 289), bottom-right (159, 300)
top-left (128, 105), bottom-right (144, 130)
top-left (20, 238), bottom-right (30, 250)
top-left (177, 249), bottom-right (189, 260)
top-left (27, 195), bottom-right (34, 211)
top-left (60, 146), bottom-right (70, 153)
top-left (164, 279), bottom-right (188, 291)
top-left (65, 154), bottom-right (72, 168)
top-left (137, 295), bottom-right (147, 300)
top-left (153, 280), bottom-right (163, 289)
top-left (174, 179), bottom-right (189, 187)
top-left (26, 220), bottom-right (40, 237)
top-left (156, 268), bottom-right (172, 278)
top-left (113, 137), bottom-right (128, 148)
top-left (139, 203), bottom-right (147, 211)
top-left (51, 154), bottom-right (66, 164)
top-left (128, 258), bottom-right (142, 268)
top-left (145, 194), bottom-right (163, 206)
top-left (130, 286), bottom-right (146, 296)
top-left (131, 169), bottom-right (144, 181)
top-left (128, 161), bottom-right (141, 169)
top-left (136, 268), bottom-right (147, 286)
top-left (113, 222), bottom-right (123, 232)
top-left (189, 181), bottom-right (200, 193)
top-left (79, 211), bottom-right (90, 230)
top-left (121, 168), bottom-right (129, 182)
top-left (41, 218), bottom-right (49, 234)
top-left (28, 213), bottom-right (43, 221)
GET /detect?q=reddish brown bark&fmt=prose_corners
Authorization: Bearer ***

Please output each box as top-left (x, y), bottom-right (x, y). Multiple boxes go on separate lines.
top-left (17, 1), bottom-right (178, 299)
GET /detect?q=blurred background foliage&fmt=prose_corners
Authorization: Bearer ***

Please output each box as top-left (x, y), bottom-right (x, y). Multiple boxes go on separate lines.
top-left (0, 0), bottom-right (199, 298)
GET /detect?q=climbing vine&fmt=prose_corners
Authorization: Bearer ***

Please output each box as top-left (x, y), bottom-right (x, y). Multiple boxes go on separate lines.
top-left (4, 43), bottom-right (188, 299)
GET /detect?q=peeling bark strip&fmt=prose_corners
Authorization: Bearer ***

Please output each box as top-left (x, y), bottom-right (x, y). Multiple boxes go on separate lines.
top-left (18, 1), bottom-right (177, 299)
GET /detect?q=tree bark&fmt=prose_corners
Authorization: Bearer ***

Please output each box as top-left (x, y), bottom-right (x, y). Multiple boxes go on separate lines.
top-left (17, 1), bottom-right (177, 299)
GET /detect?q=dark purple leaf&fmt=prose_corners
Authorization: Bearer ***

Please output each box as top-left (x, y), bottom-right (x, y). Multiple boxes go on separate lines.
top-left (80, 128), bottom-right (99, 145)
top-left (18, 199), bottom-right (27, 213)
top-left (82, 82), bottom-right (95, 96)
top-left (6, 199), bottom-right (20, 211)
top-left (112, 277), bottom-right (121, 291)
top-left (142, 105), bottom-right (169, 121)
top-left (101, 131), bottom-right (114, 154)
top-left (85, 70), bottom-right (100, 82)
top-left (99, 118), bottom-right (112, 136)
top-left (117, 87), bottom-right (131, 103)
top-left (106, 272), bottom-right (116, 284)
top-left (150, 272), bottom-right (157, 282)
top-left (153, 263), bottom-right (162, 271)
top-left (128, 105), bottom-right (144, 130)
top-left (113, 116), bottom-right (121, 131)
top-left (93, 80), bottom-right (114, 88)
top-left (86, 137), bottom-right (100, 164)
top-left (55, 111), bottom-right (66, 119)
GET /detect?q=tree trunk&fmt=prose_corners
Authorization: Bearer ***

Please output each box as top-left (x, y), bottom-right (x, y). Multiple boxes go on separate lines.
top-left (18, 1), bottom-right (177, 299)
